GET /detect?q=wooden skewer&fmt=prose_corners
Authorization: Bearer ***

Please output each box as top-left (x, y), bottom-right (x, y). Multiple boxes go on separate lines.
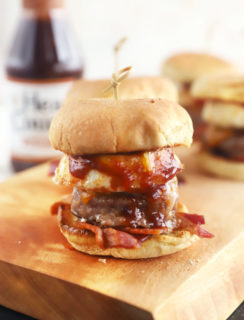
top-left (114, 37), bottom-right (127, 74)
top-left (103, 66), bottom-right (133, 100)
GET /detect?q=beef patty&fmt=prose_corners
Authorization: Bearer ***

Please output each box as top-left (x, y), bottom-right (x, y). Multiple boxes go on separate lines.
top-left (71, 177), bottom-right (178, 228)
top-left (206, 129), bottom-right (244, 161)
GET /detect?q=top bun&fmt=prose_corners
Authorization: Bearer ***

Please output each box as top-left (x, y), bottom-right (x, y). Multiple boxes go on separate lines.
top-left (65, 77), bottom-right (178, 102)
top-left (191, 74), bottom-right (244, 103)
top-left (162, 53), bottom-right (238, 83)
top-left (49, 99), bottom-right (193, 155)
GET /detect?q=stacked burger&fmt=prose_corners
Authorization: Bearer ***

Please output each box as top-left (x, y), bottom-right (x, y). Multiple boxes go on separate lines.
top-left (49, 98), bottom-right (213, 259)
top-left (162, 53), bottom-right (237, 137)
top-left (191, 75), bottom-right (244, 180)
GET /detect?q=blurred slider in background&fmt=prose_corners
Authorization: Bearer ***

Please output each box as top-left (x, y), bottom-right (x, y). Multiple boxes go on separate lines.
top-left (64, 76), bottom-right (178, 101)
top-left (191, 74), bottom-right (244, 180)
top-left (162, 53), bottom-right (238, 139)
top-left (5, 0), bottom-right (84, 172)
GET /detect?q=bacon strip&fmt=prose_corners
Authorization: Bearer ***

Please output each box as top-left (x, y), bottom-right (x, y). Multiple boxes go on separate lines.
top-left (75, 221), bottom-right (104, 248)
top-left (58, 203), bottom-right (140, 249)
top-left (195, 225), bottom-right (214, 238)
top-left (178, 213), bottom-right (205, 225)
top-left (123, 227), bottom-right (169, 235)
top-left (55, 203), bottom-right (213, 250)
top-left (48, 159), bottom-right (60, 176)
top-left (50, 201), bottom-right (63, 215)
top-left (103, 228), bottom-right (140, 249)
top-left (176, 212), bottom-right (214, 238)
top-left (51, 199), bottom-right (72, 215)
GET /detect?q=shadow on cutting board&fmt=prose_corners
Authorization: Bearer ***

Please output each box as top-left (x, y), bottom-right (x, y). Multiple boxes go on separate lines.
top-left (0, 306), bottom-right (35, 320)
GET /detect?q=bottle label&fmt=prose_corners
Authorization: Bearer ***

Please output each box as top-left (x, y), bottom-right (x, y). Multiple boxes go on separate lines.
top-left (6, 79), bottom-right (74, 160)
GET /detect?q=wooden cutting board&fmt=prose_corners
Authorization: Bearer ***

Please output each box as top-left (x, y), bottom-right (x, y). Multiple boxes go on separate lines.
top-left (0, 146), bottom-right (243, 320)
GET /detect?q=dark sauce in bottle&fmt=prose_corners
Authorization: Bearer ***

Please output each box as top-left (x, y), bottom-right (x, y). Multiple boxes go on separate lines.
top-left (6, 0), bottom-right (84, 171)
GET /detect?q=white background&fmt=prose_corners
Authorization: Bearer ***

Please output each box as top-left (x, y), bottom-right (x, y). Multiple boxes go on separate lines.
top-left (0, 0), bottom-right (243, 180)
top-left (0, 0), bottom-right (244, 78)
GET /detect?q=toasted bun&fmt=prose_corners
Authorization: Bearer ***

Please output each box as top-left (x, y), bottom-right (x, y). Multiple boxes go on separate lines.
top-left (59, 203), bottom-right (199, 259)
top-left (199, 151), bottom-right (244, 181)
top-left (66, 77), bottom-right (178, 102)
top-left (49, 99), bottom-right (193, 155)
top-left (162, 53), bottom-right (237, 83)
top-left (191, 74), bottom-right (244, 103)
top-left (202, 101), bottom-right (244, 128)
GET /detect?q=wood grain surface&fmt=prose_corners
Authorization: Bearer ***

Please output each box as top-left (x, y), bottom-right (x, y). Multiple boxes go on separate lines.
top-left (0, 145), bottom-right (243, 320)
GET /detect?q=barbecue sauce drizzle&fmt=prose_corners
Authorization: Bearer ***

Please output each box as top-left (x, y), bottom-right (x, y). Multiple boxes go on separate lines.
top-left (69, 148), bottom-right (180, 193)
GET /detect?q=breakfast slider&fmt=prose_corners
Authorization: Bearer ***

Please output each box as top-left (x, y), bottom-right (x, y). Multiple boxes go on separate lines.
top-left (191, 75), bottom-right (244, 180)
top-left (162, 53), bottom-right (237, 136)
top-left (65, 76), bottom-right (178, 102)
top-left (49, 98), bottom-right (213, 259)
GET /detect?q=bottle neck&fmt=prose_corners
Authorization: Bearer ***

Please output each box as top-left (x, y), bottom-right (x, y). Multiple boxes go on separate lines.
top-left (22, 0), bottom-right (65, 18)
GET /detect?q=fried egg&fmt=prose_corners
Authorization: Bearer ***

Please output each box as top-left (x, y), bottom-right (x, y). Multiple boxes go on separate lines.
top-left (54, 150), bottom-right (181, 192)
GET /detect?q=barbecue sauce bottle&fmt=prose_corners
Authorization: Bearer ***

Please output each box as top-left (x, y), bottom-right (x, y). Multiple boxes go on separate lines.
top-left (6, 0), bottom-right (83, 172)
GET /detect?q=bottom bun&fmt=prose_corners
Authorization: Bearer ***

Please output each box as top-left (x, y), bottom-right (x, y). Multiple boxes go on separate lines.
top-left (59, 202), bottom-right (199, 259)
top-left (199, 151), bottom-right (244, 181)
